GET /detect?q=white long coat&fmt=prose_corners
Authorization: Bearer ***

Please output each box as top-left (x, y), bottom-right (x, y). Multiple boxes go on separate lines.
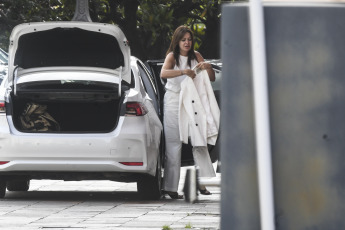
top-left (178, 70), bottom-right (220, 147)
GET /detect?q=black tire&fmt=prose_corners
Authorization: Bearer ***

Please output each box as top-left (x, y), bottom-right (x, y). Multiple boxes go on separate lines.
top-left (0, 179), bottom-right (6, 198)
top-left (137, 149), bottom-right (163, 200)
top-left (7, 180), bottom-right (30, 192)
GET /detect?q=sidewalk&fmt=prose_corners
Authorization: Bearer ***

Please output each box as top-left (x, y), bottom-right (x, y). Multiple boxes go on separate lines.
top-left (0, 166), bottom-right (220, 230)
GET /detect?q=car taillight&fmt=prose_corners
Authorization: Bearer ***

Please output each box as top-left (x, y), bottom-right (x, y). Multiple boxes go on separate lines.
top-left (0, 161), bottom-right (9, 165)
top-left (125, 102), bottom-right (148, 116)
top-left (0, 101), bottom-right (5, 113)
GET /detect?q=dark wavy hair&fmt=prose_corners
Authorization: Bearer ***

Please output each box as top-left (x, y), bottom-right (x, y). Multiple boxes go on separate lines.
top-left (166, 25), bottom-right (197, 68)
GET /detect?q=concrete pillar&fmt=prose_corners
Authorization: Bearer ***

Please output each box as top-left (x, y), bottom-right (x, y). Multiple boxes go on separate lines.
top-left (221, 2), bottom-right (345, 229)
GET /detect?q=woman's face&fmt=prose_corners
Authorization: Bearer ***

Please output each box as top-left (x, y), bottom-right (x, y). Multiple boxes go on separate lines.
top-left (179, 32), bottom-right (192, 55)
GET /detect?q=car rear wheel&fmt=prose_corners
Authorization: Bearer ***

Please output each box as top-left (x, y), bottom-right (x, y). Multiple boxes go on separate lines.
top-left (7, 179), bottom-right (30, 191)
top-left (137, 144), bottom-right (163, 200)
top-left (0, 179), bottom-right (6, 198)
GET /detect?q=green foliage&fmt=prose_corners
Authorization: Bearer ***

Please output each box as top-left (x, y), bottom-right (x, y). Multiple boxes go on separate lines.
top-left (0, 0), bottom-right (75, 50)
top-left (0, 0), bottom-right (229, 59)
top-left (138, 0), bottom-right (174, 45)
top-left (185, 222), bottom-right (193, 228)
top-left (162, 225), bottom-right (172, 230)
top-left (193, 23), bottom-right (206, 51)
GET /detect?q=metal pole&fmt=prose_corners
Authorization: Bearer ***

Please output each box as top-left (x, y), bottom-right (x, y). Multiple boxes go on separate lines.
top-left (72, 0), bottom-right (92, 22)
top-left (183, 168), bottom-right (220, 203)
top-left (248, 0), bottom-right (275, 229)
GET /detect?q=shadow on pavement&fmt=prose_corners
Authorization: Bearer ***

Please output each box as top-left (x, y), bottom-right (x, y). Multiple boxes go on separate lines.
top-left (3, 190), bottom-right (147, 201)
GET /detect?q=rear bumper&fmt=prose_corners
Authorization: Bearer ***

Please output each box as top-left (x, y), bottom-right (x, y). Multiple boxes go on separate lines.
top-left (0, 170), bottom-right (145, 182)
top-left (0, 115), bottom-right (161, 176)
top-left (0, 159), bottom-right (147, 173)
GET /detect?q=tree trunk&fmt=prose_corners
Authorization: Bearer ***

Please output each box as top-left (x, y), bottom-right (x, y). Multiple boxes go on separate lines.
top-left (121, 0), bottom-right (143, 59)
top-left (198, 3), bottom-right (220, 59)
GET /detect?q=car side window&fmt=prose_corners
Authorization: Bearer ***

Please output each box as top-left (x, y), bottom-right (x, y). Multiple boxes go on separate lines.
top-left (137, 61), bottom-right (159, 114)
top-left (211, 68), bottom-right (222, 92)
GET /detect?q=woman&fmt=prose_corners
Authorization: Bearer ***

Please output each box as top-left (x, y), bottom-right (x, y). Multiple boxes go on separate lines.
top-left (161, 25), bottom-right (216, 199)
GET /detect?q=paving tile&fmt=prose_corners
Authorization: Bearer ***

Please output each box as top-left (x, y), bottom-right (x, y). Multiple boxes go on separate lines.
top-left (120, 220), bottom-right (175, 228)
top-left (136, 214), bottom-right (184, 222)
top-left (82, 217), bottom-right (133, 224)
top-left (0, 168), bottom-right (221, 229)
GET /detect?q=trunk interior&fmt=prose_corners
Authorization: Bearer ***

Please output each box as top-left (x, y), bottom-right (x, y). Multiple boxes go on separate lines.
top-left (14, 27), bottom-right (124, 70)
top-left (10, 93), bottom-right (123, 133)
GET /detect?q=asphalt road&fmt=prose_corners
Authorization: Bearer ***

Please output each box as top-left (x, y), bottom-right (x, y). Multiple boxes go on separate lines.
top-left (0, 166), bottom-right (220, 230)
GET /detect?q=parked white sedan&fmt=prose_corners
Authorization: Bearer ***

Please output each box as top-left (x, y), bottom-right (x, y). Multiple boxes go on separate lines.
top-left (0, 48), bottom-right (8, 85)
top-left (0, 22), bottom-right (163, 200)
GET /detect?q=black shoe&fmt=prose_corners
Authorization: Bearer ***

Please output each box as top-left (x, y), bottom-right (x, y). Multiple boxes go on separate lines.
top-left (199, 189), bottom-right (212, 195)
top-left (163, 191), bottom-right (184, 199)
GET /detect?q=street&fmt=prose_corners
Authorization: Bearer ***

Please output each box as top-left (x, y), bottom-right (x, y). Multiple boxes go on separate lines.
top-left (0, 167), bottom-right (220, 230)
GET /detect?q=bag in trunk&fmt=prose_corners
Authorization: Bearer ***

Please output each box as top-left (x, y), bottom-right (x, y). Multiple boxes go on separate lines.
top-left (19, 102), bottom-right (60, 131)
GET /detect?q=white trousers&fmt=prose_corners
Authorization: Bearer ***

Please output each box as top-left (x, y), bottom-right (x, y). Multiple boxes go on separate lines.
top-left (163, 91), bottom-right (216, 192)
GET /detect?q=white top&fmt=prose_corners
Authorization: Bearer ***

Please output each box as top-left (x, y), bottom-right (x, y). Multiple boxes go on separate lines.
top-left (165, 55), bottom-right (198, 93)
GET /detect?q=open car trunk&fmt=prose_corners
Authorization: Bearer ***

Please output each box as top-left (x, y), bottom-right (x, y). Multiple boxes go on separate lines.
top-left (6, 22), bottom-right (133, 133)
top-left (9, 80), bottom-right (127, 133)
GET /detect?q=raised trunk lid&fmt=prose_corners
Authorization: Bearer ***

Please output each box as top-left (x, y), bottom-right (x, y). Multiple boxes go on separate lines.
top-left (8, 22), bottom-right (131, 85)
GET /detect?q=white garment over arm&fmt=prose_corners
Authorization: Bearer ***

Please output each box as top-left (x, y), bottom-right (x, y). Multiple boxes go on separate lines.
top-left (179, 70), bottom-right (220, 147)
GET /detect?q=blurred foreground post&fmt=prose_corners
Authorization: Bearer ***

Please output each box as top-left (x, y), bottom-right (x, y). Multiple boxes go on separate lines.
top-left (221, 1), bottom-right (345, 229)
top-left (249, 0), bottom-right (275, 228)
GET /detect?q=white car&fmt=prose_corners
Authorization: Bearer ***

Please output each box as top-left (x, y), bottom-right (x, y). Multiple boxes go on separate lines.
top-left (0, 48), bottom-right (8, 84)
top-left (0, 22), bottom-right (163, 200)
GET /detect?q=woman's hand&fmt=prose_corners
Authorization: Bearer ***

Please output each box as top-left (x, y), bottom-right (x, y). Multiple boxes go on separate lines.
top-left (183, 69), bottom-right (196, 79)
top-left (195, 61), bottom-right (212, 70)
top-left (195, 52), bottom-right (215, 81)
